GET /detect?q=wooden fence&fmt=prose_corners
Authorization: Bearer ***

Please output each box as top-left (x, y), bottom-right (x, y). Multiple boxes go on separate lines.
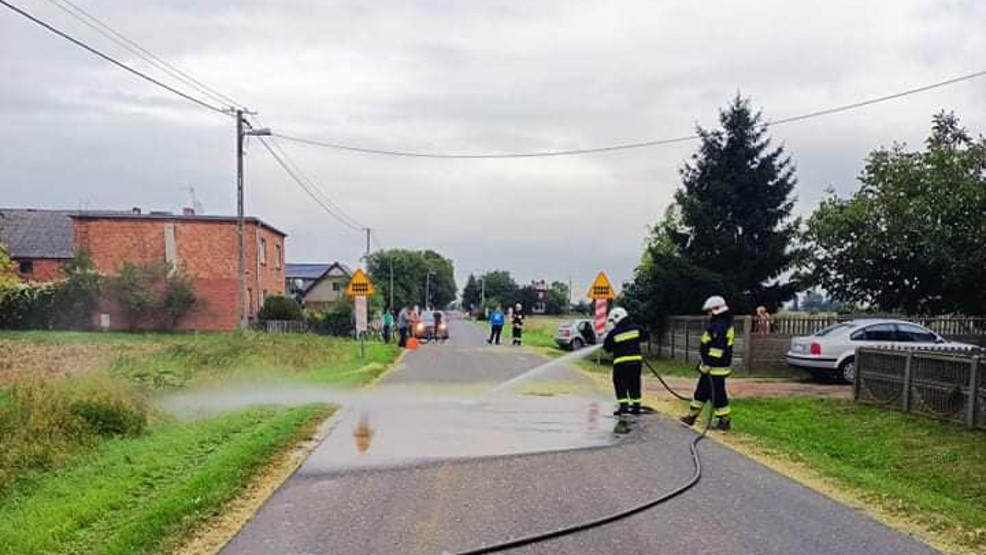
top-left (854, 347), bottom-right (985, 429)
top-left (652, 315), bottom-right (986, 372)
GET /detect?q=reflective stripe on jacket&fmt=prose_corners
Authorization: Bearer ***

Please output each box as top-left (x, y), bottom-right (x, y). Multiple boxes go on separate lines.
top-left (603, 320), bottom-right (649, 366)
top-left (700, 312), bottom-right (734, 371)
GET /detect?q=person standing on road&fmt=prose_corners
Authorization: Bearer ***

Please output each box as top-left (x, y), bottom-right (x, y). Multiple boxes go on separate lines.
top-left (487, 306), bottom-right (505, 345)
top-left (511, 303), bottom-right (525, 346)
top-left (397, 306), bottom-right (410, 347)
top-left (382, 308), bottom-right (394, 344)
top-left (603, 307), bottom-right (649, 416)
top-left (680, 295), bottom-right (735, 431)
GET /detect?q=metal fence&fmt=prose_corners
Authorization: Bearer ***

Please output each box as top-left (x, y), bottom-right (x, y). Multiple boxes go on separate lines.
top-left (854, 347), bottom-right (985, 430)
top-left (262, 320), bottom-right (310, 334)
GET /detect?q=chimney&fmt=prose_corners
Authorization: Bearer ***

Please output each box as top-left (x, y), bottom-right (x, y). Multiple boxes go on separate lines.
top-left (182, 207), bottom-right (196, 216)
top-left (132, 207), bottom-right (142, 215)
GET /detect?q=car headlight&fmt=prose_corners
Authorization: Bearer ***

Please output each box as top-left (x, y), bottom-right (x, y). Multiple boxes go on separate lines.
top-left (439, 323), bottom-right (447, 331)
top-left (416, 323), bottom-right (425, 331)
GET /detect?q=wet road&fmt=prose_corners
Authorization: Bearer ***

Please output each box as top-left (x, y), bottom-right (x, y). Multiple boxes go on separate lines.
top-left (221, 316), bottom-right (940, 555)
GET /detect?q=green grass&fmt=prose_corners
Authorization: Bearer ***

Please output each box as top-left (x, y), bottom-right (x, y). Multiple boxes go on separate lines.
top-left (0, 405), bottom-right (329, 555)
top-left (732, 397), bottom-right (986, 550)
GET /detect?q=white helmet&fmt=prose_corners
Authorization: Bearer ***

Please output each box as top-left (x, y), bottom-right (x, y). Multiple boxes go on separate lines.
top-left (702, 295), bottom-right (729, 314)
top-left (607, 307), bottom-right (629, 327)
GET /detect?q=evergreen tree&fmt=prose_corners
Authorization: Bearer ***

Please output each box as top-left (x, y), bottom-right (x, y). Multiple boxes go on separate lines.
top-left (673, 95), bottom-right (800, 312)
top-left (461, 274), bottom-right (481, 311)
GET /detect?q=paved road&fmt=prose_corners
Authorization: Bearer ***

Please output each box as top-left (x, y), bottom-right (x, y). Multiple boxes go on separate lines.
top-left (221, 317), bottom-right (940, 555)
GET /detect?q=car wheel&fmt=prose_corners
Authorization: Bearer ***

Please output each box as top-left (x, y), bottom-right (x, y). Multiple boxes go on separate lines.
top-left (839, 358), bottom-right (855, 385)
top-left (570, 337), bottom-right (584, 351)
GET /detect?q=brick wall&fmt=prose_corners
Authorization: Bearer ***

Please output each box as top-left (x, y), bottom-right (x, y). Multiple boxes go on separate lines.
top-left (13, 258), bottom-right (64, 282)
top-left (75, 217), bottom-right (285, 331)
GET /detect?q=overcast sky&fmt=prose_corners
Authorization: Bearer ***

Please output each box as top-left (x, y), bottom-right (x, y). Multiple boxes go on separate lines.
top-left (2, 0), bottom-right (984, 298)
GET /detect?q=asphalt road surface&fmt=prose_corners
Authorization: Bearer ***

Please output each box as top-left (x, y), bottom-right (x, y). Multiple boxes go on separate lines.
top-left (221, 316), bottom-right (940, 555)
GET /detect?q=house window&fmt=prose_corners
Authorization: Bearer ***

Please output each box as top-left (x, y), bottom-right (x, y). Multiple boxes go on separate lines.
top-left (332, 281), bottom-right (342, 292)
top-left (19, 261), bottom-right (33, 275)
top-left (259, 238), bottom-right (267, 266)
top-left (275, 244), bottom-right (282, 269)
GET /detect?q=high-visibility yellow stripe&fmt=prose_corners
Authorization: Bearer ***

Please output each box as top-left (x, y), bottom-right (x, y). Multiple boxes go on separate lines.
top-left (709, 367), bottom-right (732, 376)
top-left (614, 330), bottom-right (640, 343)
top-left (689, 400), bottom-right (704, 410)
top-left (618, 398), bottom-right (631, 403)
top-left (727, 326), bottom-right (736, 346)
top-left (701, 332), bottom-right (711, 344)
top-left (614, 355), bottom-right (643, 365)
top-left (714, 406), bottom-right (732, 417)
top-left (708, 347), bottom-right (724, 358)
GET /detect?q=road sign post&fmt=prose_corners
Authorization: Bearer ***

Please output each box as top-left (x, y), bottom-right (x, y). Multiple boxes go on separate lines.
top-left (346, 269), bottom-right (375, 358)
top-left (588, 271), bottom-right (614, 364)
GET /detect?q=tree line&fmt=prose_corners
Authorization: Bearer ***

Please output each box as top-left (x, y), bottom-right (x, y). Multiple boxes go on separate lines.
top-left (621, 96), bottom-right (986, 331)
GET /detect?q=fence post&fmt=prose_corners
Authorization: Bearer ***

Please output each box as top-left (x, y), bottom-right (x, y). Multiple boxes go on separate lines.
top-left (967, 357), bottom-right (980, 430)
top-left (902, 351), bottom-right (913, 414)
top-left (853, 347), bottom-right (861, 401)
top-left (742, 315), bottom-right (754, 373)
top-left (684, 320), bottom-right (690, 364)
top-left (670, 319), bottom-right (676, 361)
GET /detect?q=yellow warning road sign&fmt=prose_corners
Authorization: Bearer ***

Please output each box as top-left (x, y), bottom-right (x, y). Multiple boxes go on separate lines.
top-left (346, 268), bottom-right (374, 297)
top-left (588, 271), bottom-right (614, 300)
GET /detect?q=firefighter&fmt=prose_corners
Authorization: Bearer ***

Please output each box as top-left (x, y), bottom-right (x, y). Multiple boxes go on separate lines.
top-left (680, 295), bottom-right (735, 431)
top-left (602, 307), bottom-right (650, 416)
top-left (511, 303), bottom-right (525, 346)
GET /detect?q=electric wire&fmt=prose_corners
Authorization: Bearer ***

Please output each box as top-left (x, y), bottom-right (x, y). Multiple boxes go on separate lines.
top-left (40, 0), bottom-right (244, 110)
top-left (448, 362), bottom-right (710, 555)
top-left (255, 137), bottom-right (367, 233)
top-left (274, 69), bottom-right (986, 159)
top-left (0, 0), bottom-right (230, 116)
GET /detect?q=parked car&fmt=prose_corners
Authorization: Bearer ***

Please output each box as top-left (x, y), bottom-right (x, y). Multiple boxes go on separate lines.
top-left (414, 310), bottom-right (449, 342)
top-left (786, 319), bottom-right (977, 383)
top-left (555, 319), bottom-right (598, 350)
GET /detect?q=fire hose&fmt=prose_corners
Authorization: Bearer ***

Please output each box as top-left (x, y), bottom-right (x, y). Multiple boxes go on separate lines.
top-left (446, 359), bottom-right (714, 555)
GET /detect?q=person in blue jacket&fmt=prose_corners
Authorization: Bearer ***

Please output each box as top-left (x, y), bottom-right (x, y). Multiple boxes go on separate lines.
top-left (487, 307), bottom-right (505, 345)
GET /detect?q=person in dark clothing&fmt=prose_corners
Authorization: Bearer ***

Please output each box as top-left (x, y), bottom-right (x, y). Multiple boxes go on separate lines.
top-left (511, 303), bottom-right (525, 346)
top-left (487, 307), bottom-right (505, 345)
top-left (397, 307), bottom-right (410, 348)
top-left (602, 307), bottom-right (650, 416)
top-left (680, 295), bottom-right (735, 431)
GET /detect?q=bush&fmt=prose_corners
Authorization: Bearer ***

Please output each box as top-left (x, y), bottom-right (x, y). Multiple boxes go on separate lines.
top-left (308, 302), bottom-right (353, 336)
top-left (259, 295), bottom-right (304, 321)
top-left (111, 261), bottom-right (198, 329)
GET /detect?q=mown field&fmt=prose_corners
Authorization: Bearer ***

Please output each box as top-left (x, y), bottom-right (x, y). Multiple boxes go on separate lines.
top-left (0, 331), bottom-right (400, 555)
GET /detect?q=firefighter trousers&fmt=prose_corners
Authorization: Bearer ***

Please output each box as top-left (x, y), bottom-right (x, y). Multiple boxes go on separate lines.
top-left (690, 374), bottom-right (731, 418)
top-left (612, 361), bottom-right (642, 405)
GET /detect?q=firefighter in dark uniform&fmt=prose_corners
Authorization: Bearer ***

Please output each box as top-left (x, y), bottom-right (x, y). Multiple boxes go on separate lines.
top-left (680, 295), bottom-right (735, 431)
top-left (603, 307), bottom-right (650, 416)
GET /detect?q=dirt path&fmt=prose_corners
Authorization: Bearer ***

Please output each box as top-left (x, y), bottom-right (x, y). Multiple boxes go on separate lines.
top-left (644, 375), bottom-right (851, 399)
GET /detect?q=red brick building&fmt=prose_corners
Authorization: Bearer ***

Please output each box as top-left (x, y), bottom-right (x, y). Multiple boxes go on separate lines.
top-left (0, 208), bottom-right (286, 331)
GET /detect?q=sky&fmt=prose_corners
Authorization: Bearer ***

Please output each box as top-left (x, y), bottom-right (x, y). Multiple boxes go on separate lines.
top-left (2, 0), bottom-right (985, 298)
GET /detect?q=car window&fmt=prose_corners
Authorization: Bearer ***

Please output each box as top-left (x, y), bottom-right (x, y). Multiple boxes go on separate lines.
top-left (851, 323), bottom-right (896, 341)
top-left (895, 323), bottom-right (938, 343)
top-left (814, 323), bottom-right (854, 337)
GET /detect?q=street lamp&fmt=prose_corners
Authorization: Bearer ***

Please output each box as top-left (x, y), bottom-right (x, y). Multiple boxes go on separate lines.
top-left (424, 270), bottom-right (435, 310)
top-left (236, 109), bottom-right (271, 330)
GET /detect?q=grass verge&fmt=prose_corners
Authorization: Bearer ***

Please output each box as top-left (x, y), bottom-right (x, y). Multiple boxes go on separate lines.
top-left (707, 397), bottom-right (986, 553)
top-left (0, 405), bottom-right (330, 555)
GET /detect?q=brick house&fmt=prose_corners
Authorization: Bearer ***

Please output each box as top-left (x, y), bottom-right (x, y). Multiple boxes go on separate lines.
top-left (0, 208), bottom-right (286, 331)
top-left (285, 262), bottom-right (351, 309)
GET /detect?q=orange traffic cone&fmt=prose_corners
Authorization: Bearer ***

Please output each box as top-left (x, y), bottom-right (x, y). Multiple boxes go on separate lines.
top-left (407, 337), bottom-right (419, 350)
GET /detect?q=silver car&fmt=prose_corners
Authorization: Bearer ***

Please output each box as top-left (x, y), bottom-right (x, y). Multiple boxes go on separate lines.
top-left (786, 319), bottom-right (977, 383)
top-left (555, 319), bottom-right (598, 350)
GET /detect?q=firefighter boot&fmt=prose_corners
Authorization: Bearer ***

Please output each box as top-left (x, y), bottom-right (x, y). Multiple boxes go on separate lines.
top-left (613, 402), bottom-right (629, 416)
top-left (679, 412), bottom-right (699, 426)
top-left (629, 402), bottom-right (641, 415)
top-left (715, 417), bottom-right (732, 431)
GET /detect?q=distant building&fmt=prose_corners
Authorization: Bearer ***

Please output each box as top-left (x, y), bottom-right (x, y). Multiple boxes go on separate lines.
top-left (285, 262), bottom-right (352, 309)
top-left (0, 207), bottom-right (286, 330)
top-left (531, 280), bottom-right (548, 314)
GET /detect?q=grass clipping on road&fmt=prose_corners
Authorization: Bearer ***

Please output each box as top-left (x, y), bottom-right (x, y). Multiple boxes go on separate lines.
top-left (0, 331), bottom-right (401, 555)
top-left (709, 397), bottom-right (986, 554)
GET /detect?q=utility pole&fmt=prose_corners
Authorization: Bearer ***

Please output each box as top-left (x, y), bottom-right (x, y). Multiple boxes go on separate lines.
top-left (389, 256), bottom-right (394, 310)
top-left (364, 228), bottom-right (371, 260)
top-left (425, 271), bottom-right (432, 309)
top-left (234, 109), bottom-right (270, 330)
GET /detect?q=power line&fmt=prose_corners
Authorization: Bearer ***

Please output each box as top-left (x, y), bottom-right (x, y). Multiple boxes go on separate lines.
top-left (0, 0), bottom-right (230, 116)
top-left (40, 0), bottom-right (245, 109)
top-left (273, 69), bottom-right (986, 159)
top-left (255, 136), bottom-right (367, 233)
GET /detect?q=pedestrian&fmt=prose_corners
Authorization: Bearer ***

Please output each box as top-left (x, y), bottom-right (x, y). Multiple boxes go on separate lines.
top-left (755, 305), bottom-right (773, 334)
top-left (602, 307), bottom-right (649, 415)
top-left (382, 307), bottom-right (394, 344)
top-left (680, 295), bottom-right (735, 431)
top-left (511, 303), bottom-right (525, 346)
top-left (487, 306), bottom-right (505, 345)
top-left (397, 306), bottom-right (410, 347)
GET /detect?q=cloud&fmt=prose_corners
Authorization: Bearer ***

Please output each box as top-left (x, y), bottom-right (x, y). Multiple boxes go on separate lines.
top-left (2, 0), bottom-right (985, 297)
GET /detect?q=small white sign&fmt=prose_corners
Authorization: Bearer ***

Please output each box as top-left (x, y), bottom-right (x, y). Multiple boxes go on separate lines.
top-left (355, 296), bottom-right (368, 333)
top-left (100, 313), bottom-right (111, 329)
